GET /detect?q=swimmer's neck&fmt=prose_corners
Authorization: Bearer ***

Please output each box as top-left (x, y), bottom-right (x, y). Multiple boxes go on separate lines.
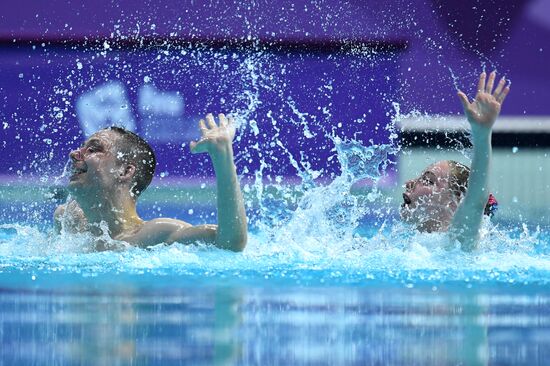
top-left (74, 191), bottom-right (143, 238)
top-left (417, 218), bottom-right (450, 233)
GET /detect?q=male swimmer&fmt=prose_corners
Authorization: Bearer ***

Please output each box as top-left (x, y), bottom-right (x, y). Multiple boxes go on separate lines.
top-left (400, 71), bottom-right (510, 251)
top-left (54, 113), bottom-right (247, 252)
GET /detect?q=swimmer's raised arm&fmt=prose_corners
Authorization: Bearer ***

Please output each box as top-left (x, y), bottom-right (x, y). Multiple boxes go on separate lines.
top-left (449, 71), bottom-right (510, 250)
top-left (166, 113), bottom-right (247, 251)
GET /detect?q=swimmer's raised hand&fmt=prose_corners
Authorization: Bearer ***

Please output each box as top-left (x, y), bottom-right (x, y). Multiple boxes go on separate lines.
top-left (190, 113), bottom-right (236, 155)
top-left (457, 71), bottom-right (510, 131)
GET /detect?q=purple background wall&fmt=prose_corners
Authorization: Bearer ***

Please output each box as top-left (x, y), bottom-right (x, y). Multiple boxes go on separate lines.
top-left (0, 0), bottom-right (548, 179)
top-left (1, 0), bottom-right (547, 114)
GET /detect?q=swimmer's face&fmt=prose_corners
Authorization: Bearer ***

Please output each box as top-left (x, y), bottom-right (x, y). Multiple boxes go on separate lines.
top-left (67, 130), bottom-right (125, 197)
top-left (400, 161), bottom-right (458, 232)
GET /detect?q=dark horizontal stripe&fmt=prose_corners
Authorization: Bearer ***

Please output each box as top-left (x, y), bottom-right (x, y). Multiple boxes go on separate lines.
top-left (400, 132), bottom-right (472, 149)
top-left (0, 36), bottom-right (408, 54)
top-left (400, 131), bottom-right (550, 148)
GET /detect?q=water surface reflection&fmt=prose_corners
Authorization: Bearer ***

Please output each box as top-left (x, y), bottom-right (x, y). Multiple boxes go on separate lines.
top-left (1, 285), bottom-right (548, 365)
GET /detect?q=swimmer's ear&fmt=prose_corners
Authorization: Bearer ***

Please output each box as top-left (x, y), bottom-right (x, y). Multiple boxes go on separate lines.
top-left (118, 164), bottom-right (136, 182)
top-left (449, 199), bottom-right (459, 211)
top-left (449, 190), bottom-right (465, 210)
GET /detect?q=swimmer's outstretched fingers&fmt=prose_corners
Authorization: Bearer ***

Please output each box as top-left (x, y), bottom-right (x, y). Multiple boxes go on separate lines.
top-left (190, 112), bottom-right (237, 154)
top-left (457, 71), bottom-right (509, 130)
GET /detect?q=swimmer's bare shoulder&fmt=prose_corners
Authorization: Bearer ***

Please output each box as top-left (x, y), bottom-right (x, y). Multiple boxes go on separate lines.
top-left (117, 218), bottom-right (217, 249)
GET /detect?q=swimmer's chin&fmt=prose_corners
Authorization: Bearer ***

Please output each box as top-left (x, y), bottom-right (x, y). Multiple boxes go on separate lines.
top-left (67, 178), bottom-right (81, 189)
top-left (414, 219), bottom-right (448, 233)
top-left (69, 171), bottom-right (86, 182)
top-left (66, 180), bottom-right (85, 196)
top-left (400, 207), bottom-right (445, 233)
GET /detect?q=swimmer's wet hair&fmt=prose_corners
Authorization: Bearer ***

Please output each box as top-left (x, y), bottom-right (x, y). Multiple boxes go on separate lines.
top-left (447, 160), bottom-right (495, 217)
top-left (106, 127), bottom-right (156, 198)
